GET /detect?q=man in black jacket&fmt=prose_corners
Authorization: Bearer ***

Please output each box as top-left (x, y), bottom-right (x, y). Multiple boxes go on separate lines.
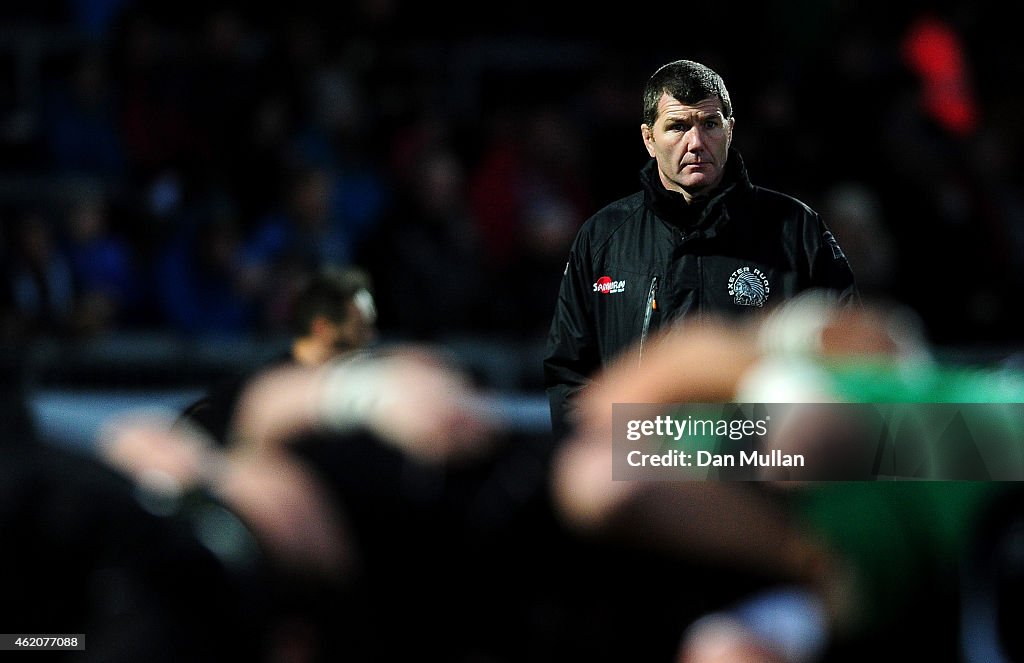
top-left (544, 59), bottom-right (858, 438)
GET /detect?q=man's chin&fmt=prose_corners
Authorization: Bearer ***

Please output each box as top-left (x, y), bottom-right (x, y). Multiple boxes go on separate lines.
top-left (680, 181), bottom-right (710, 197)
top-left (680, 173), bottom-right (721, 194)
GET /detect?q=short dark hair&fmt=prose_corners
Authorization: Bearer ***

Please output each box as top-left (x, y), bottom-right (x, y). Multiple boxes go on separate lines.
top-left (642, 59), bottom-right (732, 126)
top-left (291, 266), bottom-right (373, 336)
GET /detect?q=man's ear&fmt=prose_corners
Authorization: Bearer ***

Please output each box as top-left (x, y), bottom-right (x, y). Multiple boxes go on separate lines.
top-left (726, 116), bottom-right (736, 149)
top-left (641, 124), bottom-right (656, 158)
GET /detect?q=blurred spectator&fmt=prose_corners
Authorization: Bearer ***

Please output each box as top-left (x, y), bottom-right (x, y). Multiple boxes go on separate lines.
top-left (819, 182), bottom-right (898, 299)
top-left (359, 145), bottom-right (486, 340)
top-left (61, 191), bottom-right (142, 335)
top-left (242, 165), bottom-right (380, 330)
top-left (0, 223), bottom-right (22, 343)
top-left (111, 8), bottom-right (207, 178)
top-left (262, 13), bottom-right (328, 120)
top-left (487, 194), bottom-right (580, 339)
top-left (477, 100), bottom-right (591, 341)
top-left (67, 0), bottom-right (134, 40)
top-left (226, 91), bottom-right (296, 232)
top-left (291, 64), bottom-right (369, 170)
top-left (187, 8), bottom-right (272, 196)
top-left (286, 53), bottom-right (390, 250)
top-left (154, 201), bottom-right (258, 335)
top-left (964, 122), bottom-right (1024, 344)
top-left (7, 208), bottom-right (76, 337)
top-left (467, 106), bottom-right (591, 273)
top-left (41, 46), bottom-right (126, 177)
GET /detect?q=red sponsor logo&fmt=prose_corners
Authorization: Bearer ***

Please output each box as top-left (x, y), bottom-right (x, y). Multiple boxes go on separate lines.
top-left (593, 276), bottom-right (626, 294)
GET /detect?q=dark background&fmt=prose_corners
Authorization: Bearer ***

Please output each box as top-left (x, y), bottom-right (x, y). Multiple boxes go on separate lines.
top-left (3, 0), bottom-right (1023, 396)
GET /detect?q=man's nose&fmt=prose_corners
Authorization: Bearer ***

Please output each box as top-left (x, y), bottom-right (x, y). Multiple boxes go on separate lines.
top-left (687, 126), bottom-right (705, 152)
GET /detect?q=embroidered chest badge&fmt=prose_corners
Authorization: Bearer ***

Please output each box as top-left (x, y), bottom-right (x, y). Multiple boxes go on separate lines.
top-left (593, 276), bottom-right (626, 294)
top-left (727, 267), bottom-right (770, 307)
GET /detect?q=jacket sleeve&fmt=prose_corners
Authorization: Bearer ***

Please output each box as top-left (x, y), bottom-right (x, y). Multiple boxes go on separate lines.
top-left (809, 214), bottom-right (861, 307)
top-left (543, 242), bottom-right (599, 442)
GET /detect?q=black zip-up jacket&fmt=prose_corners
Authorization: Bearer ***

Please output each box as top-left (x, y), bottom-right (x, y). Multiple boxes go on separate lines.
top-left (543, 149), bottom-right (858, 438)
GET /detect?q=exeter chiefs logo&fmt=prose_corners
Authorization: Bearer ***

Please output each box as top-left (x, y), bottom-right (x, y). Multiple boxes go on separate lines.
top-left (727, 267), bottom-right (770, 307)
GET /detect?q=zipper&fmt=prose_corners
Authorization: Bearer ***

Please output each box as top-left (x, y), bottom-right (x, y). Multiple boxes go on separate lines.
top-left (638, 276), bottom-right (659, 365)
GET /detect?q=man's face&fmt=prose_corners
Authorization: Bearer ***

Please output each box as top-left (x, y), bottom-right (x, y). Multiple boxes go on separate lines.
top-left (641, 93), bottom-right (734, 202)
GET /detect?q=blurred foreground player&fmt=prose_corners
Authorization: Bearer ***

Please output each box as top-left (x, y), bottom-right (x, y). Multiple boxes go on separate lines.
top-left (1, 346), bottom-right (271, 662)
top-left (556, 290), bottom-right (1022, 662)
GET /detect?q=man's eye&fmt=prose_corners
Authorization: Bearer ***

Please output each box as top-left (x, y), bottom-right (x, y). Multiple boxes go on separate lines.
top-left (704, 120), bottom-right (719, 129)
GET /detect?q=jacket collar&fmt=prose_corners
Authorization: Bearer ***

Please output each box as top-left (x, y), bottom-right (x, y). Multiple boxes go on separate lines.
top-left (640, 148), bottom-right (751, 232)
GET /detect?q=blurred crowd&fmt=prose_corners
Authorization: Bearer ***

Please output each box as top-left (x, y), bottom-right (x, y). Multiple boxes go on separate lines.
top-left (1, 0), bottom-right (1023, 351)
